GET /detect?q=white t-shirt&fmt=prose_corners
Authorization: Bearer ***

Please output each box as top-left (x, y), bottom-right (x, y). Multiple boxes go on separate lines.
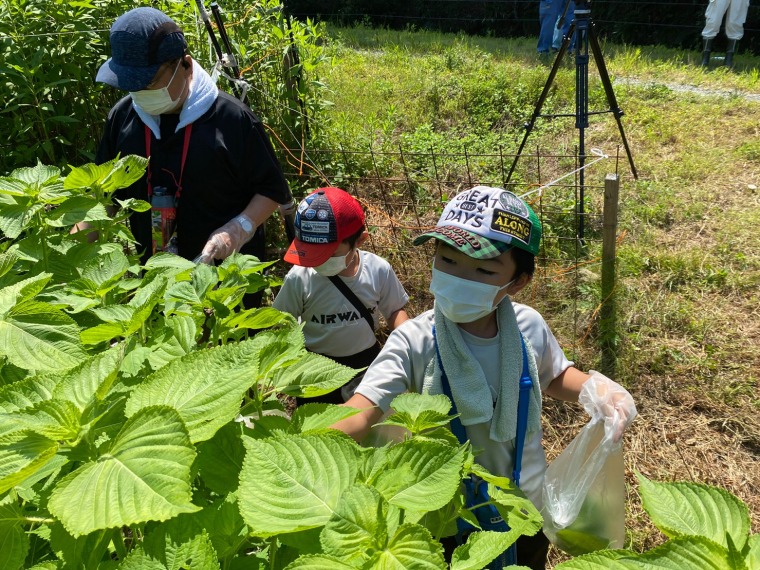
top-left (273, 250), bottom-right (409, 358)
top-left (355, 304), bottom-right (573, 509)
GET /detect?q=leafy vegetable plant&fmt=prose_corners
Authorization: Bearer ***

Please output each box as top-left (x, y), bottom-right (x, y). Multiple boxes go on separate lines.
top-left (0, 159), bottom-right (543, 569)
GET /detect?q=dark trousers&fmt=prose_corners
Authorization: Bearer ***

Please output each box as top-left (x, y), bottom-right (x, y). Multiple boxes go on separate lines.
top-left (441, 530), bottom-right (550, 570)
top-left (296, 342), bottom-right (382, 406)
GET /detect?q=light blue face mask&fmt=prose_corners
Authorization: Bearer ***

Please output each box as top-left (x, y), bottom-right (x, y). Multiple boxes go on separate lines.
top-left (429, 267), bottom-right (515, 323)
top-left (130, 59), bottom-right (186, 115)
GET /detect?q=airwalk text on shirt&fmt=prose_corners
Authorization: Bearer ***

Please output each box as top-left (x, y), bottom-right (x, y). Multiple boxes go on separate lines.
top-left (311, 306), bottom-right (375, 325)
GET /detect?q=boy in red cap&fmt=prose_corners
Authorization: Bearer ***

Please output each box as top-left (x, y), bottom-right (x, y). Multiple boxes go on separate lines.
top-left (273, 187), bottom-right (410, 404)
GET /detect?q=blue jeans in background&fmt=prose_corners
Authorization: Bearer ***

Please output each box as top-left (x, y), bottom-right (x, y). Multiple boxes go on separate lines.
top-left (553, 1), bottom-right (575, 51)
top-left (538, 0), bottom-right (562, 53)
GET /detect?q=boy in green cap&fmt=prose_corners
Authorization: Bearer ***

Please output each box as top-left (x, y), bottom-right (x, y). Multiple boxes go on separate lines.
top-left (333, 185), bottom-right (637, 569)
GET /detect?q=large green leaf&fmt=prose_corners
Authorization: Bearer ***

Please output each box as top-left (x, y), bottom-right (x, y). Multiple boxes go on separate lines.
top-left (239, 432), bottom-right (363, 535)
top-left (450, 530), bottom-right (528, 570)
top-left (390, 392), bottom-right (452, 416)
top-left (125, 339), bottom-right (263, 443)
top-left (637, 473), bottom-right (750, 551)
top-left (370, 440), bottom-right (465, 512)
top-left (368, 524), bottom-right (446, 570)
top-left (253, 327), bottom-right (306, 380)
top-left (45, 196), bottom-right (110, 227)
top-left (272, 352), bottom-right (357, 398)
top-left (64, 155), bottom-right (147, 195)
top-left (0, 373), bottom-right (57, 413)
top-left (1, 399), bottom-right (81, 440)
top-left (553, 536), bottom-right (735, 569)
top-left (78, 250), bottom-right (131, 294)
top-left (11, 163), bottom-right (60, 188)
top-left (380, 393), bottom-right (454, 434)
top-left (0, 273), bottom-right (51, 314)
top-left (0, 499), bottom-right (30, 570)
top-left (0, 300), bottom-right (86, 371)
top-left (142, 326), bottom-right (192, 372)
top-left (222, 307), bottom-right (293, 332)
top-left (0, 177), bottom-right (29, 196)
top-left (165, 315), bottom-right (197, 354)
top-left (52, 349), bottom-right (121, 411)
top-left (0, 430), bottom-right (58, 494)
top-left (489, 486), bottom-right (543, 536)
top-left (144, 254), bottom-right (197, 272)
top-left (80, 285), bottom-right (164, 346)
top-left (80, 320), bottom-right (132, 345)
top-left (48, 406), bottom-right (199, 536)
top-left (321, 484), bottom-right (388, 563)
top-left (0, 250), bottom-right (20, 281)
top-left (289, 403), bottom-right (362, 434)
top-left (0, 203), bottom-right (39, 239)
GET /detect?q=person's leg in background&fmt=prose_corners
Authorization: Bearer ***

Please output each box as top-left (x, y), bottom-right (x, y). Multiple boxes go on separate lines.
top-left (700, 0), bottom-right (729, 67)
top-left (724, 0), bottom-right (749, 68)
top-left (552, 0), bottom-right (575, 52)
top-left (538, 0), bottom-right (561, 53)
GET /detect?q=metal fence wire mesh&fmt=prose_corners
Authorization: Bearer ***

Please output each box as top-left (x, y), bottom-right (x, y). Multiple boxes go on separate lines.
top-left (278, 144), bottom-right (624, 366)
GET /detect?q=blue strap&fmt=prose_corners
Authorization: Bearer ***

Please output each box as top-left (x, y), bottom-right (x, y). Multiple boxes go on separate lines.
top-left (432, 325), bottom-right (533, 568)
top-left (432, 325), bottom-right (533, 480)
top-left (512, 334), bottom-right (534, 488)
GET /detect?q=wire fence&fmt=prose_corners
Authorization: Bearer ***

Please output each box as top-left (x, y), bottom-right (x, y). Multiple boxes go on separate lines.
top-left (278, 143), bottom-right (624, 367)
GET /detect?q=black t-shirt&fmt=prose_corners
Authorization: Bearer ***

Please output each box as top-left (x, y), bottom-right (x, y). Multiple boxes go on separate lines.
top-left (96, 91), bottom-right (291, 264)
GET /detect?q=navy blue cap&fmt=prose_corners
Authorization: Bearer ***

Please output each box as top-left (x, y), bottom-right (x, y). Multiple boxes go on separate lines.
top-left (96, 7), bottom-right (187, 92)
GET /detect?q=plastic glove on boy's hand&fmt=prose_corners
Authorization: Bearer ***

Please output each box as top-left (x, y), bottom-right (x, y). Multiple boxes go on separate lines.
top-left (199, 214), bottom-right (256, 261)
top-left (579, 371), bottom-right (637, 443)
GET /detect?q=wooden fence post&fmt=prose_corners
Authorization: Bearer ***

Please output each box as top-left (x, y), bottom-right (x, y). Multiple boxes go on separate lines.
top-left (600, 174), bottom-right (619, 377)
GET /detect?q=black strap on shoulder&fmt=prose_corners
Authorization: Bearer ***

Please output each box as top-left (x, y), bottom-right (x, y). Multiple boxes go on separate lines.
top-left (328, 275), bottom-right (374, 330)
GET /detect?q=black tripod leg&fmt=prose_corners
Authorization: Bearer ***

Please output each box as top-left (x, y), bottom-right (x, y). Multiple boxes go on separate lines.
top-left (587, 25), bottom-right (638, 179)
top-left (506, 23), bottom-right (575, 184)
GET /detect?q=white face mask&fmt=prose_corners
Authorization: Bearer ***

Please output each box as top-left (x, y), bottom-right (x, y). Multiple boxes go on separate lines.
top-left (130, 59), bottom-right (186, 115)
top-left (429, 267), bottom-right (515, 323)
top-left (313, 249), bottom-right (354, 277)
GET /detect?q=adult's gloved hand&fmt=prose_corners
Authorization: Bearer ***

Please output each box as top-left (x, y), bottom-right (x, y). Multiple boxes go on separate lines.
top-left (579, 371), bottom-right (637, 443)
top-left (197, 214), bottom-right (256, 263)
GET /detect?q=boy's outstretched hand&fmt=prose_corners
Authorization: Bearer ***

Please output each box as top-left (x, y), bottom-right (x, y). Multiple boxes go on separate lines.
top-left (579, 371), bottom-right (637, 443)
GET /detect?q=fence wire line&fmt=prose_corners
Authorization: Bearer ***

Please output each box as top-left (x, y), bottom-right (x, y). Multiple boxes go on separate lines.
top-left (519, 148), bottom-right (609, 199)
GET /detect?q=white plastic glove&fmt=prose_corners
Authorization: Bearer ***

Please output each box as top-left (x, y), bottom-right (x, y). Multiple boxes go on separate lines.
top-left (579, 371), bottom-right (637, 443)
top-left (197, 214), bottom-right (256, 263)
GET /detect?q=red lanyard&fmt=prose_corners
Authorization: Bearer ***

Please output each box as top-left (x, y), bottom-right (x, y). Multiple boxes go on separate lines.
top-left (144, 123), bottom-right (193, 199)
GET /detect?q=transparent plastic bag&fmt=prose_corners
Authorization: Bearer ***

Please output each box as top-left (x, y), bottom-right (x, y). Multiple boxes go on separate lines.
top-left (541, 372), bottom-right (635, 556)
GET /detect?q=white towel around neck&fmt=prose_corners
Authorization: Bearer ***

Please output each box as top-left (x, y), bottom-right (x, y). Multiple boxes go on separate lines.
top-left (423, 299), bottom-right (543, 442)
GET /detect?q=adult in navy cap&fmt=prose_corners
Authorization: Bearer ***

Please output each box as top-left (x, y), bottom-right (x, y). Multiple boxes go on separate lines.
top-left (93, 7), bottom-right (291, 295)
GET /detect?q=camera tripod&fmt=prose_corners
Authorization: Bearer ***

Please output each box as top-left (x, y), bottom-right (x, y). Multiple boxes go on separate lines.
top-left (506, 0), bottom-right (637, 239)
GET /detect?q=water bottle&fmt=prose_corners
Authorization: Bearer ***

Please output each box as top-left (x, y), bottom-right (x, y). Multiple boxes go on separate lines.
top-left (151, 186), bottom-right (177, 254)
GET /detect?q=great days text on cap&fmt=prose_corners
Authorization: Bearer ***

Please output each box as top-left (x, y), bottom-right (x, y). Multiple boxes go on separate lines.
top-left (413, 186), bottom-right (542, 259)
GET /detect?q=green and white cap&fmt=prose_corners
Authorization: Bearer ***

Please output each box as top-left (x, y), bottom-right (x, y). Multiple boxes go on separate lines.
top-left (413, 186), bottom-right (541, 259)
